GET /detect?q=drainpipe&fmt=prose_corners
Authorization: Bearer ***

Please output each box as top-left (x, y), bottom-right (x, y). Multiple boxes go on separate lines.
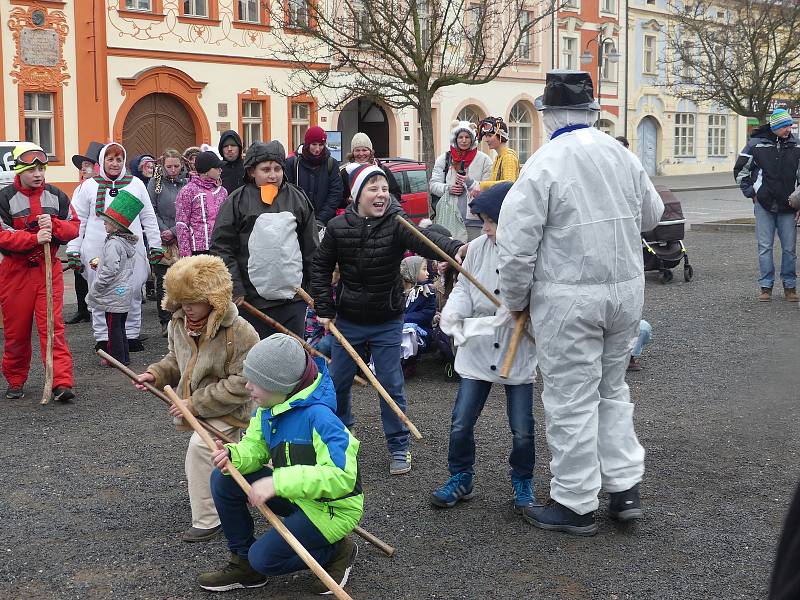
top-left (623, 0), bottom-right (629, 138)
top-left (552, 10), bottom-right (556, 70)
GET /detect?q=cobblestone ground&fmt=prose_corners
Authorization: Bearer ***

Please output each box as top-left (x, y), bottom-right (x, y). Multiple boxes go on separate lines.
top-left (1, 229), bottom-right (798, 599)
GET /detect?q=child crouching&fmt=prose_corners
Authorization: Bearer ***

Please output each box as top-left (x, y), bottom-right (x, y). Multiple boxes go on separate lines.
top-left (198, 334), bottom-right (363, 593)
top-left (136, 254), bottom-right (260, 542)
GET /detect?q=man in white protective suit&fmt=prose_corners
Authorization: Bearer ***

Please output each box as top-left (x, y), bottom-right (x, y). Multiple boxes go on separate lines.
top-left (495, 70), bottom-right (664, 536)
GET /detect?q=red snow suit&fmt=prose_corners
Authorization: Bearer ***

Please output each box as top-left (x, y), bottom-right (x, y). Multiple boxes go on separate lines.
top-left (0, 177), bottom-right (80, 389)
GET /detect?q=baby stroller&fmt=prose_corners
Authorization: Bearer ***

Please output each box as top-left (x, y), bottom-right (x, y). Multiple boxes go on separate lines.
top-left (642, 185), bottom-right (694, 284)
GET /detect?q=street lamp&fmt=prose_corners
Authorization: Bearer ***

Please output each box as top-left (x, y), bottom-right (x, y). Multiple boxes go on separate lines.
top-left (580, 32), bottom-right (620, 127)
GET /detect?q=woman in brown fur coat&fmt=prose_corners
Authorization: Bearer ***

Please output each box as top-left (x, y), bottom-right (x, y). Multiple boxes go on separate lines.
top-left (136, 254), bottom-right (259, 542)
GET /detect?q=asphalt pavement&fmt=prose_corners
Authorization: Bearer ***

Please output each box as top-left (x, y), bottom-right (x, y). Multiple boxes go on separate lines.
top-left (1, 228), bottom-right (798, 599)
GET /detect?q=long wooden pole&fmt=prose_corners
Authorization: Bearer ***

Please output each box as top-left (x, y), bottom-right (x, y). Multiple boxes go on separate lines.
top-left (499, 315), bottom-right (528, 379)
top-left (97, 349), bottom-right (238, 444)
top-left (163, 386), bottom-right (355, 600)
top-left (239, 301), bottom-right (367, 387)
top-left (294, 288), bottom-right (422, 440)
top-left (40, 243), bottom-right (54, 405)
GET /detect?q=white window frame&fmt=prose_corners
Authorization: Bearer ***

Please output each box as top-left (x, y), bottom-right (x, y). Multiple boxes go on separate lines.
top-left (517, 11), bottom-right (532, 61)
top-left (563, 0), bottom-right (579, 10)
top-left (674, 112), bottom-right (695, 157)
top-left (291, 102), bottom-right (311, 149)
top-left (457, 105), bottom-right (482, 125)
top-left (183, 0), bottom-right (208, 18)
top-left (643, 34), bottom-right (657, 75)
top-left (601, 0), bottom-right (616, 14)
top-left (242, 100), bottom-right (264, 149)
top-left (707, 114), bottom-right (727, 157)
top-left (238, 0), bottom-right (259, 22)
top-left (601, 39), bottom-right (617, 81)
top-left (598, 119), bottom-right (614, 136)
top-left (508, 102), bottom-right (532, 163)
top-left (23, 92), bottom-right (55, 157)
top-left (560, 34), bottom-right (579, 71)
top-left (288, 0), bottom-right (310, 28)
top-left (352, 1), bottom-right (370, 42)
top-left (125, 0), bottom-right (153, 10)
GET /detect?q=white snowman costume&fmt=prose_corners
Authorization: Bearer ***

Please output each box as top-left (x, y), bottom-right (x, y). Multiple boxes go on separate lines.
top-left (67, 143), bottom-right (161, 342)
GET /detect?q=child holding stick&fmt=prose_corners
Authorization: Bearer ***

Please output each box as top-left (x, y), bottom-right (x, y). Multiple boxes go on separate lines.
top-left (310, 163), bottom-right (465, 475)
top-left (432, 182), bottom-right (538, 512)
top-left (198, 334), bottom-right (363, 593)
top-left (135, 254), bottom-right (259, 542)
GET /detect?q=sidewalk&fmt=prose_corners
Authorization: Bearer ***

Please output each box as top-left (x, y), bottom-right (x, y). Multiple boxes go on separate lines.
top-left (652, 172), bottom-right (737, 192)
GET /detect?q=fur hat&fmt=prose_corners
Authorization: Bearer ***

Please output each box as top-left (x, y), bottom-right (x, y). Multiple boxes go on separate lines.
top-left (449, 120), bottom-right (478, 149)
top-left (162, 255), bottom-right (233, 318)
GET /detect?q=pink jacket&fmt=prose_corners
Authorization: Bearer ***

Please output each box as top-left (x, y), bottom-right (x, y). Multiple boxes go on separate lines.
top-left (175, 174), bottom-right (227, 257)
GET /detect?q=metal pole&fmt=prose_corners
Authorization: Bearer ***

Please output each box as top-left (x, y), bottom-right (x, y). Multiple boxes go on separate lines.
top-left (597, 33), bottom-right (603, 129)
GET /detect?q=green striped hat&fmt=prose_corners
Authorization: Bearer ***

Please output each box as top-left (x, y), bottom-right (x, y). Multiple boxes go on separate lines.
top-left (100, 188), bottom-right (143, 233)
top-left (769, 108), bottom-right (794, 132)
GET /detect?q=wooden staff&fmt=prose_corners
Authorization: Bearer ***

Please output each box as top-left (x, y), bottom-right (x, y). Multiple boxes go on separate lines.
top-left (163, 386), bottom-right (355, 600)
top-left (499, 314), bottom-right (528, 379)
top-left (239, 301), bottom-right (368, 387)
top-left (295, 287), bottom-right (421, 440)
top-left (97, 349), bottom-right (239, 444)
top-left (352, 526), bottom-right (395, 557)
top-left (40, 243), bottom-right (54, 405)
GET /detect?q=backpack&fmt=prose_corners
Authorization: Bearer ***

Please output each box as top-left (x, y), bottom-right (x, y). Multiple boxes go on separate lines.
top-left (430, 151), bottom-right (452, 212)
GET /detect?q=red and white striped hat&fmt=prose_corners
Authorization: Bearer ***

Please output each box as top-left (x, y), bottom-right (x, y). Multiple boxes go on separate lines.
top-left (346, 162), bottom-right (386, 205)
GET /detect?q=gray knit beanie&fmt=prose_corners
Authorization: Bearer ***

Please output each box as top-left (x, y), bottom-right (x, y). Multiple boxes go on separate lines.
top-left (243, 334), bottom-right (307, 394)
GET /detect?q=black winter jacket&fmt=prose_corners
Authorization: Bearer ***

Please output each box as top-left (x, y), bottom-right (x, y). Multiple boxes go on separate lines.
top-left (210, 180), bottom-right (318, 310)
top-left (311, 203), bottom-right (463, 324)
top-left (285, 149), bottom-right (342, 225)
top-left (734, 125), bottom-right (800, 213)
top-left (219, 130), bottom-right (245, 195)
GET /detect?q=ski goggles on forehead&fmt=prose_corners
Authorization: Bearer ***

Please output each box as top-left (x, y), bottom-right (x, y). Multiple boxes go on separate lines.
top-left (479, 118), bottom-right (503, 135)
top-left (15, 149), bottom-right (48, 166)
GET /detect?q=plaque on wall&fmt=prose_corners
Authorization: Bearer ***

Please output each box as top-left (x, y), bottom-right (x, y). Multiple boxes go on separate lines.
top-left (216, 122), bottom-right (231, 132)
top-left (20, 28), bottom-right (59, 67)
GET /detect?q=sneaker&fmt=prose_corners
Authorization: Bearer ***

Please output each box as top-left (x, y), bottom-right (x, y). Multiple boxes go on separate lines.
top-left (65, 311), bottom-right (91, 324)
top-left (5, 385), bottom-right (24, 400)
top-left (197, 553), bottom-right (268, 592)
top-left (389, 450), bottom-right (412, 475)
top-left (52, 387), bottom-right (75, 403)
top-left (311, 537), bottom-right (358, 595)
top-left (522, 500), bottom-right (598, 537)
top-left (182, 524), bottom-right (222, 542)
top-left (758, 287), bottom-right (773, 302)
top-left (431, 472), bottom-right (474, 508)
top-left (511, 476), bottom-right (536, 513)
top-left (627, 356), bottom-right (642, 372)
top-left (608, 483), bottom-right (644, 522)
top-left (784, 287), bottom-right (799, 302)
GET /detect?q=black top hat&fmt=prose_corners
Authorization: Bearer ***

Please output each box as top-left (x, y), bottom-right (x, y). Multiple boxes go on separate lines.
top-left (534, 70), bottom-right (600, 111)
top-left (71, 141), bottom-right (104, 169)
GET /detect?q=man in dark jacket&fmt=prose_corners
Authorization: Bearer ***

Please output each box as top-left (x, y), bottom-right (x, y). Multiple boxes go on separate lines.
top-left (734, 108), bottom-right (800, 302)
top-left (218, 130), bottom-right (245, 194)
top-left (311, 162), bottom-right (464, 476)
top-left (285, 127), bottom-right (342, 226)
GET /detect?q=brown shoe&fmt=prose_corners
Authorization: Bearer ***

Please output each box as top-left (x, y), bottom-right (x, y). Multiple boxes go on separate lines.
top-left (627, 356), bottom-right (642, 372)
top-left (758, 287), bottom-right (773, 302)
top-left (784, 287), bottom-right (799, 302)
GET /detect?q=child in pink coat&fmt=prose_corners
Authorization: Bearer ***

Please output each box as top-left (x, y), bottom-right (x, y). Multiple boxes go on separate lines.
top-left (175, 151), bottom-right (228, 257)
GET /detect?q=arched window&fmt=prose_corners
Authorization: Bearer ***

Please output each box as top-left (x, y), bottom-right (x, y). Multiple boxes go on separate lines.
top-left (508, 102), bottom-right (533, 162)
top-left (598, 119), bottom-right (614, 136)
top-left (457, 104), bottom-right (483, 125)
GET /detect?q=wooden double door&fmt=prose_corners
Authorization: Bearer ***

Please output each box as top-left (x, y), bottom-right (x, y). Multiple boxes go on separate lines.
top-left (122, 93), bottom-right (197, 159)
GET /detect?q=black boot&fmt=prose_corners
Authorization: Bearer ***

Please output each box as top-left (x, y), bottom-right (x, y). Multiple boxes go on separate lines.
top-left (65, 310), bottom-right (91, 324)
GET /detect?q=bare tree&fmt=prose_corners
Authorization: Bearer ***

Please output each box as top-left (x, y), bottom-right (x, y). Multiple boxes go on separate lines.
top-left (264, 0), bottom-right (559, 174)
top-left (663, 0), bottom-right (800, 122)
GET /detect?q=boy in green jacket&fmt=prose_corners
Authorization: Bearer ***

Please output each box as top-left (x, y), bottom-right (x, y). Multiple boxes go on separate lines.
top-left (198, 334), bottom-right (363, 594)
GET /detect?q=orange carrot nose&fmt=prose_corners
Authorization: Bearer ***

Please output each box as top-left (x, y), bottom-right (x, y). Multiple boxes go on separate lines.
top-left (260, 184), bottom-right (279, 205)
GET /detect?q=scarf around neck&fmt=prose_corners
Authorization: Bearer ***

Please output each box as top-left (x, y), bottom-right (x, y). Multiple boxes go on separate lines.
top-left (185, 314), bottom-right (209, 337)
top-left (449, 146), bottom-right (478, 171)
top-left (301, 145), bottom-right (328, 167)
top-left (93, 173), bottom-right (134, 216)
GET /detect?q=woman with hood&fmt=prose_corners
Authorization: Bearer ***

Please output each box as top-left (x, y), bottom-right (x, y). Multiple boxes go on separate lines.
top-left (66, 142), bottom-right (164, 352)
top-left (218, 130), bottom-right (245, 194)
top-left (430, 121), bottom-right (492, 241)
top-left (210, 140), bottom-right (319, 338)
top-left (129, 154), bottom-right (156, 186)
top-left (284, 126), bottom-right (343, 227)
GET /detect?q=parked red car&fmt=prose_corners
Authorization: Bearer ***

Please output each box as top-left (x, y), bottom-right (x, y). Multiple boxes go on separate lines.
top-left (381, 158), bottom-right (430, 223)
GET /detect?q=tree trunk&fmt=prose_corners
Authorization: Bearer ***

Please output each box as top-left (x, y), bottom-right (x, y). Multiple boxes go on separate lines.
top-left (417, 90), bottom-right (436, 216)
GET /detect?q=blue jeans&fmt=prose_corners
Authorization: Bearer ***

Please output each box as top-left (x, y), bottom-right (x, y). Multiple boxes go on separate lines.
top-left (447, 378), bottom-right (535, 480)
top-left (631, 319), bottom-right (652, 357)
top-left (329, 317), bottom-right (409, 453)
top-left (754, 202), bottom-right (797, 289)
top-left (210, 468), bottom-right (336, 575)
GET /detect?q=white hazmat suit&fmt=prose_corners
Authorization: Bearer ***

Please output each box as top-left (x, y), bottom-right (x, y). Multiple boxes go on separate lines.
top-left (496, 110), bottom-right (664, 515)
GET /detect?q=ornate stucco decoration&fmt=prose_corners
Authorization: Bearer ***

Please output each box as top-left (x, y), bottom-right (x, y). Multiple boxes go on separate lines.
top-left (8, 5), bottom-right (70, 87)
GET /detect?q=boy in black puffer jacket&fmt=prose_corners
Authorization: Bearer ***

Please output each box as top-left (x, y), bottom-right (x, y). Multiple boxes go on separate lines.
top-left (311, 163), bottom-right (464, 475)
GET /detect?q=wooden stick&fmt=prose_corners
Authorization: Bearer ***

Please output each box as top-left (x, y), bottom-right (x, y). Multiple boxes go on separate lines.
top-left (395, 215), bottom-right (501, 308)
top-left (163, 386), bottom-right (355, 600)
top-left (40, 243), bottom-right (54, 405)
top-left (499, 315), bottom-right (528, 379)
top-left (239, 301), bottom-right (368, 387)
top-left (97, 349), bottom-right (238, 444)
top-left (353, 525), bottom-right (395, 557)
top-left (293, 288), bottom-right (422, 440)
